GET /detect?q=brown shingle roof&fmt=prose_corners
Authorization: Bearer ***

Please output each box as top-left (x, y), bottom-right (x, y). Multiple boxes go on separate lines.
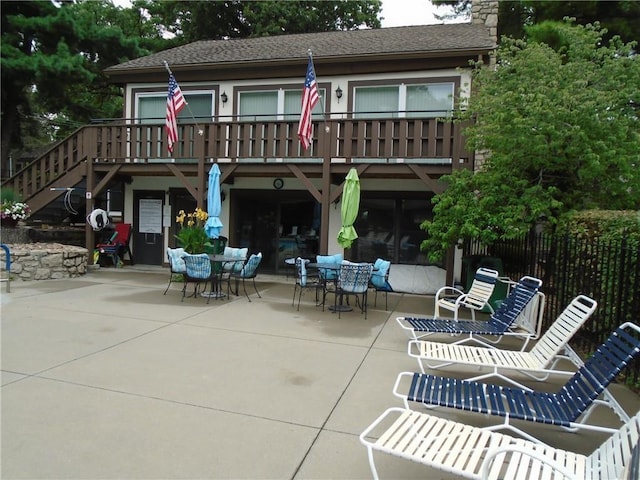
top-left (105, 24), bottom-right (493, 74)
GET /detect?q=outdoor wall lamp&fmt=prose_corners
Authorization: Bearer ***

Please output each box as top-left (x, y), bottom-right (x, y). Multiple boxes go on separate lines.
top-left (220, 91), bottom-right (228, 104)
top-left (335, 86), bottom-right (343, 102)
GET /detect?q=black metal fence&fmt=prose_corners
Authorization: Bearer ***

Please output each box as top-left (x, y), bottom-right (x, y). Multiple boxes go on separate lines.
top-left (465, 231), bottom-right (640, 388)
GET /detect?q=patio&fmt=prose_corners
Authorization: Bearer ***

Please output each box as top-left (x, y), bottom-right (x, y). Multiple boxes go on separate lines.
top-left (2, 266), bottom-right (639, 479)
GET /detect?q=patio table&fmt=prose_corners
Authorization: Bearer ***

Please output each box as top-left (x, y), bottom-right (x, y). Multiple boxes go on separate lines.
top-left (205, 254), bottom-right (246, 300)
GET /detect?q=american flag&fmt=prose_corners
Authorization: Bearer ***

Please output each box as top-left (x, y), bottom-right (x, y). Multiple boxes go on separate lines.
top-left (166, 73), bottom-right (186, 154)
top-left (297, 57), bottom-right (319, 150)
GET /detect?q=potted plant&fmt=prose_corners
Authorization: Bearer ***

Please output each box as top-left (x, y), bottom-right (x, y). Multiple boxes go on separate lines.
top-left (174, 208), bottom-right (211, 254)
top-left (1, 189), bottom-right (31, 228)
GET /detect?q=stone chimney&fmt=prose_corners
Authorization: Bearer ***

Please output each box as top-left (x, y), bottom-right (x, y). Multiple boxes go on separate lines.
top-left (471, 0), bottom-right (498, 47)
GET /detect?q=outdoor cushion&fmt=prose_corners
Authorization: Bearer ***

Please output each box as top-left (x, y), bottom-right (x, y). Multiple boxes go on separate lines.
top-left (167, 247), bottom-right (187, 273)
top-left (240, 252), bottom-right (262, 277)
top-left (223, 246), bottom-right (248, 272)
top-left (316, 253), bottom-right (343, 280)
top-left (370, 258), bottom-right (392, 290)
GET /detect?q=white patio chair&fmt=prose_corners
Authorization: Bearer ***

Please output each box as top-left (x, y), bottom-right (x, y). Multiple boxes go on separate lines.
top-left (434, 267), bottom-right (499, 321)
top-left (408, 295), bottom-right (597, 388)
top-left (360, 407), bottom-right (640, 480)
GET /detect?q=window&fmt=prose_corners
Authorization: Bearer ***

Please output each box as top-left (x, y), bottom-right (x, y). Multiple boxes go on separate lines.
top-left (354, 82), bottom-right (454, 119)
top-left (137, 92), bottom-right (214, 123)
top-left (239, 88), bottom-right (325, 121)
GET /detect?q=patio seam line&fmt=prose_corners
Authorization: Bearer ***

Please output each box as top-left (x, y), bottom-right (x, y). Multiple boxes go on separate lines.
top-left (5, 374), bottom-right (326, 432)
top-left (290, 308), bottom-right (394, 478)
top-left (0, 316), bottom-right (195, 381)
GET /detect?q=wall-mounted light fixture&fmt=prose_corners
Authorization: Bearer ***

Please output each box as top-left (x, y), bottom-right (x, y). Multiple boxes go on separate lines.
top-left (335, 86), bottom-right (343, 102)
top-left (220, 91), bottom-right (228, 104)
top-left (220, 189), bottom-right (227, 202)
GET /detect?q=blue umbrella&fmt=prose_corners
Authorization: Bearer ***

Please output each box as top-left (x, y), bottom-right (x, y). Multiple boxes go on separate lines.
top-left (204, 164), bottom-right (223, 238)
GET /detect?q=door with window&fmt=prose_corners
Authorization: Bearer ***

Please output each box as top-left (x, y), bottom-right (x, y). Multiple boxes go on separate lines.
top-left (133, 191), bottom-right (165, 265)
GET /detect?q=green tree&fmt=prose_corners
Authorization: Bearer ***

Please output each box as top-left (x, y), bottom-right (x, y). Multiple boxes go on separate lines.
top-left (138, 0), bottom-right (381, 42)
top-left (421, 21), bottom-right (640, 260)
top-left (433, 0), bottom-right (640, 45)
top-left (0, 0), bottom-right (154, 172)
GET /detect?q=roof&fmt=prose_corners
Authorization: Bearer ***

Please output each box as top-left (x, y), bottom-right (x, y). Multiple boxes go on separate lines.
top-left (105, 24), bottom-right (494, 75)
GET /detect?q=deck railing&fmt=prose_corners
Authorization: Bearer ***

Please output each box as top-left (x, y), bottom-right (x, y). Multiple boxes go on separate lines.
top-left (4, 116), bottom-right (472, 204)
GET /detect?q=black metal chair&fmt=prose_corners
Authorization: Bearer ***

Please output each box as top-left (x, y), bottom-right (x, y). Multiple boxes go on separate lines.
top-left (181, 253), bottom-right (211, 301)
top-left (292, 257), bottom-right (324, 311)
top-left (164, 247), bottom-right (187, 295)
top-left (228, 252), bottom-right (263, 302)
top-left (333, 262), bottom-right (374, 319)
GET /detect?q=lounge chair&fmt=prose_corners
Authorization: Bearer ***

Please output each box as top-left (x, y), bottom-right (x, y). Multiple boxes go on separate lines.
top-left (397, 276), bottom-right (544, 350)
top-left (393, 322), bottom-right (640, 443)
top-left (408, 295), bottom-right (597, 387)
top-left (434, 267), bottom-right (499, 321)
top-left (360, 407), bottom-right (640, 480)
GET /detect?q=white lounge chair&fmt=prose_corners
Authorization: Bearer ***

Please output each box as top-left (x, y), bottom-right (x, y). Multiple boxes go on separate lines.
top-left (434, 267), bottom-right (499, 321)
top-left (360, 407), bottom-right (640, 480)
top-left (408, 295), bottom-right (597, 388)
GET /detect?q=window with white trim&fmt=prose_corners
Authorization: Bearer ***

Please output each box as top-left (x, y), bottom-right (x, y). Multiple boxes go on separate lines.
top-left (136, 92), bottom-right (214, 123)
top-left (354, 82), bottom-right (454, 119)
top-left (239, 88), bottom-right (325, 121)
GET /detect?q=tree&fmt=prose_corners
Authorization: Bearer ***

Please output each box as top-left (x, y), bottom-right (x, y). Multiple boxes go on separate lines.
top-left (433, 0), bottom-right (640, 45)
top-left (137, 0), bottom-right (381, 42)
top-left (420, 21), bottom-right (640, 261)
top-left (0, 0), bottom-right (154, 173)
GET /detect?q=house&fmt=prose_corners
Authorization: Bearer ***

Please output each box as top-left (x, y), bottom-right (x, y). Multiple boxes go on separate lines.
top-left (3, 4), bottom-right (496, 279)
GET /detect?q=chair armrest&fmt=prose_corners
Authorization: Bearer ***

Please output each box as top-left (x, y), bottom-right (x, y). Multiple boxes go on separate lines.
top-left (481, 445), bottom-right (580, 480)
top-left (435, 286), bottom-right (464, 300)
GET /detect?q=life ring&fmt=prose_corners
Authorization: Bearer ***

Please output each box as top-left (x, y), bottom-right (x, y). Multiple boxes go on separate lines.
top-left (87, 209), bottom-right (109, 231)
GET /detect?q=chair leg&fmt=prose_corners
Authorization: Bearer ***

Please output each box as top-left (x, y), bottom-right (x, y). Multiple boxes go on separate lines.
top-left (252, 277), bottom-right (261, 299)
top-left (164, 275), bottom-right (173, 295)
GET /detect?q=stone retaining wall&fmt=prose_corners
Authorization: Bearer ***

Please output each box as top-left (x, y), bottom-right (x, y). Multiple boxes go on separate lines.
top-left (0, 244), bottom-right (89, 281)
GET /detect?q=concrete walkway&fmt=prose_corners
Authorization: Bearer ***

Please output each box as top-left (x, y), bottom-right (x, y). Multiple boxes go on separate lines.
top-left (2, 266), bottom-right (639, 479)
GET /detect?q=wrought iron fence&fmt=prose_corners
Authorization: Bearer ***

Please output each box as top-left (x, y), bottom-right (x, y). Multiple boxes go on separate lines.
top-left (465, 231), bottom-right (640, 388)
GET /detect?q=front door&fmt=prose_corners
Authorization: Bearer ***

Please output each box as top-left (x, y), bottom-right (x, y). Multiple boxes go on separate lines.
top-left (133, 190), bottom-right (164, 265)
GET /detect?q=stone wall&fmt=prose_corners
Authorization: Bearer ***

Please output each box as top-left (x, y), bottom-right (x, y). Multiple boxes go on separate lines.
top-left (0, 244), bottom-right (88, 281)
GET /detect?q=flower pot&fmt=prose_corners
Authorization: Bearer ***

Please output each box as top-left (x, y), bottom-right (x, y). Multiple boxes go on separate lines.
top-left (1, 217), bottom-right (18, 228)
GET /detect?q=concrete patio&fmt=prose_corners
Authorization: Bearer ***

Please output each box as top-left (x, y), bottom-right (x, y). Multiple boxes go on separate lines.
top-left (2, 266), bottom-right (639, 479)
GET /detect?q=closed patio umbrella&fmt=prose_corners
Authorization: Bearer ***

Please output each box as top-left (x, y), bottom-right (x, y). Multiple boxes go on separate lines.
top-left (204, 164), bottom-right (223, 238)
top-left (337, 167), bottom-right (360, 248)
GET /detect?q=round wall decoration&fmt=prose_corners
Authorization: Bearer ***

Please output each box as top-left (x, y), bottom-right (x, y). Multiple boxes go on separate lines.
top-left (273, 178), bottom-right (284, 190)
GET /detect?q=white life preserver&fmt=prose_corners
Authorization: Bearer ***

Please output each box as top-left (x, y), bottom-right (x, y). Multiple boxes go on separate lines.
top-left (87, 209), bottom-right (109, 231)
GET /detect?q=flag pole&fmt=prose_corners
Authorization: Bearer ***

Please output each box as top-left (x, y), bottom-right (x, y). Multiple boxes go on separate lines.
top-left (306, 50), bottom-right (330, 133)
top-left (163, 61), bottom-right (203, 135)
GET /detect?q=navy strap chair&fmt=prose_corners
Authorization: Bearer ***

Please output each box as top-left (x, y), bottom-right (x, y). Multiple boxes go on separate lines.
top-left (393, 322), bottom-right (640, 444)
top-left (181, 253), bottom-right (211, 302)
top-left (397, 275), bottom-right (544, 350)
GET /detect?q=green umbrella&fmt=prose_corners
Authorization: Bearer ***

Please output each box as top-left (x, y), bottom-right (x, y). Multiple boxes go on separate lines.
top-left (337, 168), bottom-right (360, 248)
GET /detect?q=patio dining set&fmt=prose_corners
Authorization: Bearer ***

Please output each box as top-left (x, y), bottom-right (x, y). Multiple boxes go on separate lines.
top-left (289, 254), bottom-right (393, 320)
top-left (357, 267), bottom-right (640, 479)
top-left (164, 239), bottom-right (263, 303)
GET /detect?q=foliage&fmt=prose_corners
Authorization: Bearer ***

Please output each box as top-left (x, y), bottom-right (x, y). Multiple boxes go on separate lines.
top-left (1, 0), bottom-right (158, 170)
top-left (433, 0), bottom-right (640, 45)
top-left (556, 210), bottom-right (640, 245)
top-left (421, 21), bottom-right (640, 261)
top-left (137, 0), bottom-right (381, 42)
top-left (175, 208), bottom-right (210, 254)
top-left (1, 201), bottom-right (31, 221)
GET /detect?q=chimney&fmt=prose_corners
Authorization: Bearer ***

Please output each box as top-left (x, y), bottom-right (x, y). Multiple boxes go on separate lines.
top-left (471, 0), bottom-right (498, 47)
